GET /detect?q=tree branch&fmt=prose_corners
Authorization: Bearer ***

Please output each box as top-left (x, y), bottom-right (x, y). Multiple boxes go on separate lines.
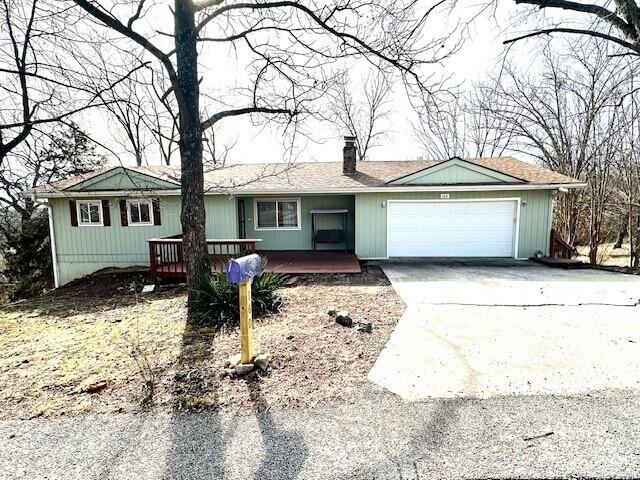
top-left (515, 0), bottom-right (638, 41)
top-left (201, 106), bottom-right (298, 130)
top-left (195, 1), bottom-right (431, 88)
top-left (127, 0), bottom-right (147, 29)
top-left (70, 0), bottom-right (184, 107)
top-left (503, 27), bottom-right (640, 53)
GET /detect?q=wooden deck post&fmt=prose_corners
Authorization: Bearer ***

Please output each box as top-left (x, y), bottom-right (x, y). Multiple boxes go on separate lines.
top-left (148, 241), bottom-right (157, 282)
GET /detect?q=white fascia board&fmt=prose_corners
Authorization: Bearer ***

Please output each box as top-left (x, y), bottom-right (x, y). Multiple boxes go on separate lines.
top-left (34, 182), bottom-right (587, 198)
top-left (221, 183), bottom-right (587, 196)
top-left (34, 189), bottom-right (182, 198)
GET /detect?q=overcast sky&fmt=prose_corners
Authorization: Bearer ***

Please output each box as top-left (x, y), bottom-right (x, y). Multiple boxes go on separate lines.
top-left (83, 1), bottom-right (551, 167)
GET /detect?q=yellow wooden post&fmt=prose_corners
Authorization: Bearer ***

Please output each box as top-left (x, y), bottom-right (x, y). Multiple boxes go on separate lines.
top-left (239, 279), bottom-right (254, 363)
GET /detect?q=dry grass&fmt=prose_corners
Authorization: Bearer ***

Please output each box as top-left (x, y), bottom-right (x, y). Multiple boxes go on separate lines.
top-left (576, 243), bottom-right (634, 267)
top-left (0, 266), bottom-right (404, 419)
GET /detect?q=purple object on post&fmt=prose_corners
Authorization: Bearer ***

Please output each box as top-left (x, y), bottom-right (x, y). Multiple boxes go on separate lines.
top-left (226, 254), bottom-right (262, 284)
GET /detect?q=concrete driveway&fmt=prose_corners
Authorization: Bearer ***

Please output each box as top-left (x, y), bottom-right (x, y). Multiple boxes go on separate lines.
top-left (369, 261), bottom-right (640, 400)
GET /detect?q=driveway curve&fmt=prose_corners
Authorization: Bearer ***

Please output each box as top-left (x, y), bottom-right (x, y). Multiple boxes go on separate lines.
top-left (369, 261), bottom-right (640, 400)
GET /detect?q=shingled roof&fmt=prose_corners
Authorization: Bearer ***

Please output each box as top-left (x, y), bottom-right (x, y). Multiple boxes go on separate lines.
top-left (30, 157), bottom-right (583, 196)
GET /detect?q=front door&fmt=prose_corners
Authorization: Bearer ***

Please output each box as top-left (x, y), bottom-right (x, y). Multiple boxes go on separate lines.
top-left (237, 199), bottom-right (246, 239)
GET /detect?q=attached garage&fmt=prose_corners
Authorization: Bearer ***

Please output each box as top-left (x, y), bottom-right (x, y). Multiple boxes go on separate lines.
top-left (387, 199), bottom-right (519, 258)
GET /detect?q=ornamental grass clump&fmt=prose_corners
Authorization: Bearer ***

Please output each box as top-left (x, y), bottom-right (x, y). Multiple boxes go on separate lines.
top-left (193, 257), bottom-right (285, 326)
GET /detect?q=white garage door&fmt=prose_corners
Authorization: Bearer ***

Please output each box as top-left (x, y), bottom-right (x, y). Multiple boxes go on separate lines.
top-left (387, 200), bottom-right (517, 257)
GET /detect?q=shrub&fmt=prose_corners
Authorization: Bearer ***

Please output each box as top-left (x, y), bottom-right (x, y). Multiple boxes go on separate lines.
top-left (193, 258), bottom-right (285, 326)
top-left (2, 210), bottom-right (53, 300)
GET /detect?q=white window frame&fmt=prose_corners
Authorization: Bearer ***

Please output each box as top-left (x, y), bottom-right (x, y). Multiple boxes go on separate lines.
top-left (77, 200), bottom-right (103, 227)
top-left (126, 198), bottom-right (154, 226)
top-left (253, 198), bottom-right (302, 231)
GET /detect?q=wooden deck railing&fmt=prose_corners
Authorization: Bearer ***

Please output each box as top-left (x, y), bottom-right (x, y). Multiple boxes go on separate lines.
top-left (148, 235), bottom-right (261, 280)
top-left (549, 228), bottom-right (576, 259)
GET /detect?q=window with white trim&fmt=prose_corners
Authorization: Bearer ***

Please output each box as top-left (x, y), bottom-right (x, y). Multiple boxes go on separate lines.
top-left (127, 199), bottom-right (153, 225)
top-left (77, 200), bottom-right (103, 226)
top-left (255, 199), bottom-right (300, 230)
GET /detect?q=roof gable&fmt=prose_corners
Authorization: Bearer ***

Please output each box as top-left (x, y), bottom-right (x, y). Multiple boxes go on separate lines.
top-left (65, 167), bottom-right (179, 192)
top-left (388, 158), bottom-right (526, 185)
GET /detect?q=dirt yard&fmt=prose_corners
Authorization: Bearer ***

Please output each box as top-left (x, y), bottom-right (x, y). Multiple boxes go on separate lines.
top-left (0, 266), bottom-right (404, 420)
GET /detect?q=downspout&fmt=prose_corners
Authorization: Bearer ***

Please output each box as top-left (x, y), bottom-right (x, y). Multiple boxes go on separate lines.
top-left (45, 198), bottom-right (60, 288)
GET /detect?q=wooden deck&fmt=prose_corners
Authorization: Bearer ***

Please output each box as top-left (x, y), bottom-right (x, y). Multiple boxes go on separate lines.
top-left (153, 250), bottom-right (361, 278)
top-left (260, 251), bottom-right (361, 274)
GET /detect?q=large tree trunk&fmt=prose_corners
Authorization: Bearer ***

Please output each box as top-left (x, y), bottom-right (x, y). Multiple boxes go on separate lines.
top-left (175, 0), bottom-right (210, 323)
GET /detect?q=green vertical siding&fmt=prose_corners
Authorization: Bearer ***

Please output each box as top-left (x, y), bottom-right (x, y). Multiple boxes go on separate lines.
top-left (355, 190), bottom-right (553, 259)
top-left (204, 195), bottom-right (238, 238)
top-left (241, 195), bottom-right (355, 250)
top-left (391, 159), bottom-right (520, 185)
top-left (51, 194), bottom-right (236, 285)
top-left (51, 188), bottom-right (553, 285)
top-left (409, 166), bottom-right (500, 184)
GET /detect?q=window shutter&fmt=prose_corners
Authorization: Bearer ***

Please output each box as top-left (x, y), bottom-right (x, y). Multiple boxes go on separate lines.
top-left (102, 199), bottom-right (111, 226)
top-left (69, 200), bottom-right (78, 227)
top-left (119, 200), bottom-right (128, 226)
top-left (152, 198), bottom-right (161, 226)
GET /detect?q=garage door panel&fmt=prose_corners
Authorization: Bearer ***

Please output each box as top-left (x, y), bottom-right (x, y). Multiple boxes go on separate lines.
top-left (387, 200), bottom-right (516, 257)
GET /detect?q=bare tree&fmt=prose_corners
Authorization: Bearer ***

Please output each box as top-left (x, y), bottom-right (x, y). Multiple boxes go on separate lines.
top-left (104, 76), bottom-right (153, 166)
top-left (414, 94), bottom-right (470, 159)
top-left (0, 0), bottom-right (143, 167)
top-left (148, 76), bottom-right (180, 166)
top-left (413, 88), bottom-right (515, 160)
top-left (612, 64), bottom-right (640, 266)
top-left (330, 72), bottom-right (391, 160)
top-left (477, 40), bottom-right (632, 247)
top-left (96, 55), bottom-right (181, 166)
top-left (0, 0), bottom-right (142, 296)
top-left (65, 0), bottom-right (458, 322)
top-left (584, 108), bottom-right (620, 264)
top-left (466, 88), bottom-right (517, 158)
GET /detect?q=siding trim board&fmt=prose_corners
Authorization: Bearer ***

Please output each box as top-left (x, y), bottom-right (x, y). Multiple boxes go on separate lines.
top-left (47, 201), bottom-right (60, 288)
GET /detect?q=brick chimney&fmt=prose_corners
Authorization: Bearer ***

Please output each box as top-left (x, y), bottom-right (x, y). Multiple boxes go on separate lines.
top-left (343, 135), bottom-right (357, 176)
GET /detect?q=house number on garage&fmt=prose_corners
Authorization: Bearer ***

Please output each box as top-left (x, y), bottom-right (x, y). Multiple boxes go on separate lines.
top-left (440, 193), bottom-right (450, 199)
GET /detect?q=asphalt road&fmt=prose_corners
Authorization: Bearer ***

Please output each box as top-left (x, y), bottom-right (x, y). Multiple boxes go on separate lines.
top-left (5, 261), bottom-right (640, 479)
top-left (2, 386), bottom-right (640, 479)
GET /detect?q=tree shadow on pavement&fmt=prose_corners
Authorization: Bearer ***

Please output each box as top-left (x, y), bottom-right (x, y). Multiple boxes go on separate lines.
top-left (245, 375), bottom-right (309, 480)
top-left (161, 324), bottom-right (229, 479)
